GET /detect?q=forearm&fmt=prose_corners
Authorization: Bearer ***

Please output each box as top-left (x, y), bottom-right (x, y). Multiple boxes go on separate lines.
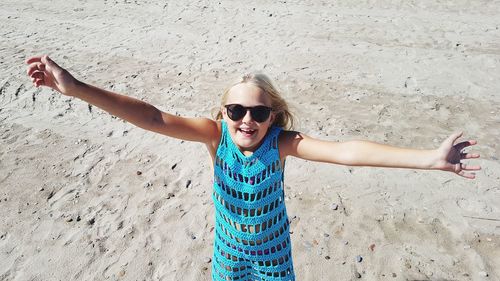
top-left (68, 80), bottom-right (160, 130)
top-left (342, 140), bottom-right (437, 169)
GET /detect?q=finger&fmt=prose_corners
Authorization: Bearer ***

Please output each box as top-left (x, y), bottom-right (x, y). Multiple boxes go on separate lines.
top-left (32, 77), bottom-right (45, 87)
top-left (458, 170), bottom-right (476, 179)
top-left (34, 79), bottom-right (45, 87)
top-left (41, 55), bottom-right (59, 69)
top-left (32, 75), bottom-right (43, 83)
top-left (26, 56), bottom-right (44, 64)
top-left (27, 62), bottom-right (46, 77)
top-left (461, 164), bottom-right (481, 171)
top-left (455, 140), bottom-right (477, 151)
top-left (29, 69), bottom-right (44, 77)
top-left (460, 153), bottom-right (480, 159)
top-left (30, 71), bottom-right (45, 81)
top-left (27, 62), bottom-right (42, 76)
top-left (465, 172), bottom-right (476, 179)
top-left (443, 131), bottom-right (463, 148)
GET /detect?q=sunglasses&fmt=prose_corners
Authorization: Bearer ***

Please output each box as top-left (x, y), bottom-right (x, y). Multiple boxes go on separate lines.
top-left (224, 104), bottom-right (273, 123)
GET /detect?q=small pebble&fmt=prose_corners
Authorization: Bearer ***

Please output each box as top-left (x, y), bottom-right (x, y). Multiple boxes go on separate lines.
top-left (144, 182), bottom-right (152, 188)
top-left (186, 180), bottom-right (192, 188)
top-left (356, 255), bottom-right (363, 262)
top-left (343, 240), bottom-right (349, 245)
top-left (331, 203), bottom-right (338, 210)
top-left (355, 271), bottom-right (362, 278)
top-left (323, 233), bottom-right (330, 238)
top-left (136, 171), bottom-right (142, 176)
top-left (369, 244), bottom-right (375, 251)
top-left (204, 257), bottom-right (212, 263)
top-left (479, 271), bottom-right (488, 277)
top-left (191, 234), bottom-right (196, 240)
top-left (325, 256), bottom-right (330, 260)
top-left (166, 193), bottom-right (175, 199)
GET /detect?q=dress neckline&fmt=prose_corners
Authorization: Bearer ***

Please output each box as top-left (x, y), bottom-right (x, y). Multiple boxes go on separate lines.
top-left (222, 120), bottom-right (275, 160)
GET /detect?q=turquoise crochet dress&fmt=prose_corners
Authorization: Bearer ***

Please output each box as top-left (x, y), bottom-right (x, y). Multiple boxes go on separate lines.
top-left (212, 120), bottom-right (295, 280)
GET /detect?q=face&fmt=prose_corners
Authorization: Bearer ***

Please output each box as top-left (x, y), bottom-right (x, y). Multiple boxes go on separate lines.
top-left (222, 83), bottom-right (275, 154)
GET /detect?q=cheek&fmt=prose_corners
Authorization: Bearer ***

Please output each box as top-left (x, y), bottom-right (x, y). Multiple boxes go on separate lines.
top-left (257, 126), bottom-right (270, 138)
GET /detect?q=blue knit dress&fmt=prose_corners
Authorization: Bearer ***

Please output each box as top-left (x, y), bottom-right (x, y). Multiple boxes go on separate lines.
top-left (212, 120), bottom-right (295, 281)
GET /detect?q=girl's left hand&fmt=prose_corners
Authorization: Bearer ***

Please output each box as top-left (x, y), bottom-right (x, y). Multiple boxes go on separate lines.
top-left (432, 132), bottom-right (481, 179)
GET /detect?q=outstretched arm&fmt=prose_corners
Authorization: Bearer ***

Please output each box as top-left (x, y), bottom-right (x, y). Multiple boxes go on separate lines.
top-left (26, 55), bottom-right (219, 143)
top-left (280, 131), bottom-right (481, 179)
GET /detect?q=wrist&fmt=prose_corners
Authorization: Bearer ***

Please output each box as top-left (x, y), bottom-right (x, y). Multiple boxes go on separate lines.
top-left (426, 149), bottom-right (442, 170)
top-left (64, 78), bottom-right (85, 97)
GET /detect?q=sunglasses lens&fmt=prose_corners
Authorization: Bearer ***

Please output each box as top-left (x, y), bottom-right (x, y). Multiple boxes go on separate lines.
top-left (226, 104), bottom-right (246, 121)
top-left (250, 106), bottom-right (271, 122)
top-left (225, 104), bottom-right (272, 122)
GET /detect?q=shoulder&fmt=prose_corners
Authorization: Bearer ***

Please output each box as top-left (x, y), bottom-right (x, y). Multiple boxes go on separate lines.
top-left (203, 120), bottom-right (222, 161)
top-left (278, 130), bottom-right (303, 158)
top-left (278, 130), bottom-right (342, 162)
top-left (208, 119), bottom-right (223, 146)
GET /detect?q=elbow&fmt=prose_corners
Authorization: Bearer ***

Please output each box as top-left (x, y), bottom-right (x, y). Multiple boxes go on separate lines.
top-left (141, 105), bottom-right (164, 131)
top-left (150, 106), bottom-right (163, 125)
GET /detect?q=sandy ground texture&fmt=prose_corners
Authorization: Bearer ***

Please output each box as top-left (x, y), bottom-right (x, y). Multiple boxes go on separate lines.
top-left (1, 0), bottom-right (500, 280)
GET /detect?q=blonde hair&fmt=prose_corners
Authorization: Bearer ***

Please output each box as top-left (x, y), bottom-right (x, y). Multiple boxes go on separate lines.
top-left (212, 73), bottom-right (295, 130)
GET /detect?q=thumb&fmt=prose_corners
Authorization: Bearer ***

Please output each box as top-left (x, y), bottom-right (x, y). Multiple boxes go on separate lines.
top-left (41, 55), bottom-right (60, 70)
top-left (443, 131), bottom-right (463, 147)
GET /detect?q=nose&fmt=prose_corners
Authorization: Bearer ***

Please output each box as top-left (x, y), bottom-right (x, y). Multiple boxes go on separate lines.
top-left (241, 109), bottom-right (253, 123)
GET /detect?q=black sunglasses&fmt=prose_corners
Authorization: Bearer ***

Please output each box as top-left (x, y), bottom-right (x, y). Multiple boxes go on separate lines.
top-left (224, 104), bottom-right (272, 123)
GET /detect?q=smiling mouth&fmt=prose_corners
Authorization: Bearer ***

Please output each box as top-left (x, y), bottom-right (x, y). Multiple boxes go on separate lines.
top-left (238, 128), bottom-right (256, 137)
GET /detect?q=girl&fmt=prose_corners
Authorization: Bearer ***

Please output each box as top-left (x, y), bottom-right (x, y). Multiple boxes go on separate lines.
top-left (26, 55), bottom-right (480, 281)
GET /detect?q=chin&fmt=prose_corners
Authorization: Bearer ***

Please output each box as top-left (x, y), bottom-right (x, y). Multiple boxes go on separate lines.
top-left (235, 137), bottom-right (257, 148)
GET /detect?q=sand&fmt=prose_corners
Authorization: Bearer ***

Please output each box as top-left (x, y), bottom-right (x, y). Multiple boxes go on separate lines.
top-left (1, 0), bottom-right (499, 280)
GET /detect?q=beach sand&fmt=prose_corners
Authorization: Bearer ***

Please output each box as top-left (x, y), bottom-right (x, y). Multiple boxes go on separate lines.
top-left (1, 1), bottom-right (499, 280)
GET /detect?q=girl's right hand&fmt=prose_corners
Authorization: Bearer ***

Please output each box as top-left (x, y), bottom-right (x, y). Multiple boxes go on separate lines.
top-left (26, 55), bottom-right (78, 96)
